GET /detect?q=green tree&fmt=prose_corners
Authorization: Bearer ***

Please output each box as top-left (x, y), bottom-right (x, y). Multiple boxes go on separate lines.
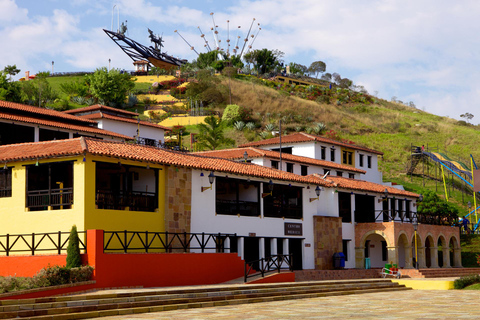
top-left (417, 190), bottom-right (459, 224)
top-left (66, 225), bottom-right (82, 269)
top-left (0, 71), bottom-right (22, 102)
top-left (19, 72), bottom-right (58, 107)
top-left (196, 116), bottom-right (234, 150)
top-left (308, 61), bottom-right (326, 78)
top-left (288, 62), bottom-right (307, 76)
top-left (244, 49), bottom-right (284, 75)
top-left (3, 65), bottom-right (20, 81)
top-left (85, 67), bottom-right (135, 107)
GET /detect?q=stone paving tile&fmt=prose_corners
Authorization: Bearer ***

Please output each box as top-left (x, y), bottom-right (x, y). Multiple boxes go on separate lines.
top-left (98, 290), bottom-right (480, 320)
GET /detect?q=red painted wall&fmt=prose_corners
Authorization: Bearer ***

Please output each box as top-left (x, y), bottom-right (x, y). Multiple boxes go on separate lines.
top-left (248, 272), bottom-right (295, 284)
top-left (0, 230), bottom-right (245, 289)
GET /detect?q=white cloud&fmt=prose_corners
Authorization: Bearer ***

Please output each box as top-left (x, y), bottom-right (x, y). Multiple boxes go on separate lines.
top-left (0, 0), bottom-right (28, 26)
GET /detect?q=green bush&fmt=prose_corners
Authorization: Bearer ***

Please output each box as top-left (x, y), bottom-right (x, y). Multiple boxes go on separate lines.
top-left (222, 104), bottom-right (242, 124)
top-left (454, 274), bottom-right (480, 289)
top-left (66, 225), bottom-right (82, 269)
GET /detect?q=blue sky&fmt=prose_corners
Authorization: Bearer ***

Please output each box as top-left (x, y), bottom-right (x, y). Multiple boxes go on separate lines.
top-left (2, 0), bottom-right (480, 123)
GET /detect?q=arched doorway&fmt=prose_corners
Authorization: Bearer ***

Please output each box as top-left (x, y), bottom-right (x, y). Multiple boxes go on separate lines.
top-left (437, 235), bottom-right (448, 268)
top-left (411, 233), bottom-right (423, 268)
top-left (425, 235), bottom-right (435, 268)
top-left (397, 233), bottom-right (411, 268)
top-left (449, 235), bottom-right (462, 267)
top-left (364, 233), bottom-right (388, 268)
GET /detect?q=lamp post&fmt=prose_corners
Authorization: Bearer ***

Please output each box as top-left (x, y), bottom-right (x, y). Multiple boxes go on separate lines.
top-left (309, 186), bottom-right (321, 202)
top-left (201, 171), bottom-right (215, 192)
top-left (413, 220), bottom-right (418, 269)
top-left (262, 180), bottom-right (274, 198)
top-left (243, 151), bottom-right (248, 163)
top-left (108, 59), bottom-right (111, 71)
top-left (51, 61), bottom-right (54, 74)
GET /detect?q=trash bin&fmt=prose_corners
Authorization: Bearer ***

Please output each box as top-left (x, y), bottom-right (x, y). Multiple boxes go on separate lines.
top-left (333, 252), bottom-right (345, 269)
top-left (365, 257), bottom-right (371, 269)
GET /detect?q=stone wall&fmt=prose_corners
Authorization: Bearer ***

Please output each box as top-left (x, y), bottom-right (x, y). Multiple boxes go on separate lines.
top-left (313, 216), bottom-right (342, 269)
top-left (165, 166), bottom-right (192, 234)
top-left (295, 269), bottom-right (381, 281)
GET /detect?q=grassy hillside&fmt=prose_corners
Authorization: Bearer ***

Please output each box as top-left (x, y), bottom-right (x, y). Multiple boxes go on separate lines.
top-left (222, 76), bottom-right (480, 214)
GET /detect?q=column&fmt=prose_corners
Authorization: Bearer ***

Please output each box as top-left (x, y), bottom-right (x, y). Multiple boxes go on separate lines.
top-left (442, 248), bottom-right (451, 268)
top-left (355, 247), bottom-right (365, 269)
top-left (404, 245), bottom-right (413, 269)
top-left (387, 246), bottom-right (398, 266)
top-left (224, 237), bottom-right (230, 253)
top-left (453, 248), bottom-right (463, 267)
top-left (259, 237), bottom-right (265, 261)
top-left (430, 246), bottom-right (439, 268)
top-left (271, 238), bottom-right (278, 256)
top-left (237, 237), bottom-right (244, 260)
top-left (283, 238), bottom-right (289, 269)
top-left (418, 246), bottom-right (427, 268)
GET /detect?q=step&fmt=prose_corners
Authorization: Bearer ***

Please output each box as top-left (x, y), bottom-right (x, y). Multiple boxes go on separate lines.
top-left (0, 280), bottom-right (409, 319)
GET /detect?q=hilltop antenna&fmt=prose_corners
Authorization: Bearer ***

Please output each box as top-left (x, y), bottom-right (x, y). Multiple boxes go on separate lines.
top-left (174, 30), bottom-right (199, 55)
top-left (198, 26), bottom-right (212, 52)
top-left (239, 18), bottom-right (255, 58)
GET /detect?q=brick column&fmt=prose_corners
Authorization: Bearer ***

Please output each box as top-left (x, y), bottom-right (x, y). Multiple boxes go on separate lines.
top-left (387, 246), bottom-right (398, 266)
top-left (404, 245), bottom-right (413, 269)
top-left (453, 248), bottom-right (462, 267)
top-left (355, 247), bottom-right (365, 269)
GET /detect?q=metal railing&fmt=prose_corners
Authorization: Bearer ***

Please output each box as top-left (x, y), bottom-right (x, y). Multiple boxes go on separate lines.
top-left (0, 189), bottom-right (11, 197)
top-left (103, 230), bottom-right (237, 253)
top-left (0, 231), bottom-right (86, 256)
top-left (244, 254), bottom-right (293, 282)
top-left (355, 209), bottom-right (457, 226)
top-left (264, 204), bottom-right (303, 219)
top-left (26, 188), bottom-right (73, 210)
top-left (96, 190), bottom-right (157, 212)
top-left (216, 199), bottom-right (260, 217)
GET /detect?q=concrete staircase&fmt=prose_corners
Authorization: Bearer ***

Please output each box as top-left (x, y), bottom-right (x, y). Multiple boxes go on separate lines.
top-left (0, 280), bottom-right (410, 319)
top-left (417, 267), bottom-right (480, 278)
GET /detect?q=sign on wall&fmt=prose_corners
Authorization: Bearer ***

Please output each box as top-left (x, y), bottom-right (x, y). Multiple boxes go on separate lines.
top-left (284, 222), bottom-right (302, 236)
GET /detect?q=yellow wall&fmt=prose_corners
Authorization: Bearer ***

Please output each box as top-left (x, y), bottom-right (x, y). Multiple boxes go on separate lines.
top-left (159, 116), bottom-right (209, 127)
top-left (341, 147), bottom-right (356, 167)
top-left (134, 75), bottom-right (176, 83)
top-left (0, 156), bottom-right (166, 237)
top-left (83, 156), bottom-right (166, 233)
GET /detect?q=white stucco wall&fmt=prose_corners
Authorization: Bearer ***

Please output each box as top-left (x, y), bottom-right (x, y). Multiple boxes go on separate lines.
top-left (190, 169), bottom-right (328, 269)
top-left (98, 119), bottom-right (165, 143)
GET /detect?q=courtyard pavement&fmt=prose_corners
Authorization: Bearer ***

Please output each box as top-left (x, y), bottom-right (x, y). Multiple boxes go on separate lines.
top-left (98, 289), bottom-right (480, 319)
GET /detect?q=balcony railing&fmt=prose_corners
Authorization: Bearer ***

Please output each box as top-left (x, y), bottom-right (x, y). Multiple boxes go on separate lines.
top-left (264, 203), bottom-right (303, 219)
top-left (96, 190), bottom-right (157, 212)
top-left (0, 189), bottom-right (11, 197)
top-left (0, 231), bottom-right (86, 256)
top-left (216, 199), bottom-right (260, 216)
top-left (26, 188), bottom-right (73, 210)
top-left (135, 137), bottom-right (189, 152)
top-left (103, 230), bottom-right (236, 253)
top-left (355, 209), bottom-right (457, 226)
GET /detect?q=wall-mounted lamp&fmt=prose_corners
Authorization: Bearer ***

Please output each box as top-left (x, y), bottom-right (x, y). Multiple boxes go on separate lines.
top-left (3, 163), bottom-right (7, 170)
top-left (262, 180), bottom-right (274, 198)
top-left (377, 188), bottom-right (389, 203)
top-left (309, 186), bottom-right (322, 202)
top-left (243, 151), bottom-right (248, 163)
top-left (413, 194), bottom-right (423, 207)
top-left (35, 159), bottom-right (39, 167)
top-left (201, 171), bottom-right (215, 192)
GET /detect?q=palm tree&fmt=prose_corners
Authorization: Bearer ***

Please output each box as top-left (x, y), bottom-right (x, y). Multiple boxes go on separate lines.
top-left (197, 116), bottom-right (234, 150)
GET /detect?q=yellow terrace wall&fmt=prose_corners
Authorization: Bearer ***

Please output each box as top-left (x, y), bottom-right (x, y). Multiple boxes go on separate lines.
top-left (159, 116), bottom-right (209, 127)
top-left (0, 156), bottom-right (86, 236)
top-left (83, 156), bottom-right (166, 233)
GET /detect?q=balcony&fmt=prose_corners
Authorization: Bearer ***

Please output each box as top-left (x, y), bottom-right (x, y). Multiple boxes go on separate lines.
top-left (216, 199), bottom-right (260, 217)
top-left (27, 188), bottom-right (73, 211)
top-left (96, 190), bottom-right (157, 212)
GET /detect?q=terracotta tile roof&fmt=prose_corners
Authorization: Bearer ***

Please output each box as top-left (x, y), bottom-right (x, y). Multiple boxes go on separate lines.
top-left (0, 112), bottom-right (133, 141)
top-left (314, 175), bottom-right (418, 198)
top-left (0, 100), bottom-right (97, 125)
top-left (63, 104), bottom-right (139, 117)
top-left (0, 138), bottom-right (332, 187)
top-left (0, 138), bottom-right (418, 198)
top-left (194, 147), bottom-right (366, 174)
top-left (79, 112), bottom-right (171, 131)
top-left (238, 132), bottom-right (383, 155)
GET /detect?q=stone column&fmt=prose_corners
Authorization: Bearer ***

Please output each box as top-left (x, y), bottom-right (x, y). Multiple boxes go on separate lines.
top-left (404, 245), bottom-right (413, 269)
top-left (453, 248), bottom-right (463, 267)
top-left (355, 247), bottom-right (365, 269)
top-left (418, 246), bottom-right (427, 268)
top-left (271, 238), bottom-right (278, 256)
top-left (430, 246), bottom-right (439, 268)
top-left (259, 238), bottom-right (265, 261)
top-left (224, 237), bottom-right (230, 253)
top-left (387, 246), bottom-right (398, 266)
top-left (442, 248), bottom-right (451, 268)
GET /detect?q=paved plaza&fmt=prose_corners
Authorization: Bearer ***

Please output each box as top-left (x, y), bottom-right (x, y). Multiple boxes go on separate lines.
top-left (99, 290), bottom-right (480, 319)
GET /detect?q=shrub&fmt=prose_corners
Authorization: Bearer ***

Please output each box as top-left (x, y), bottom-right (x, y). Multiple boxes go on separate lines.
top-left (69, 266), bottom-right (94, 283)
top-left (233, 121), bottom-right (245, 131)
top-left (454, 274), bottom-right (480, 289)
top-left (126, 94), bottom-right (139, 108)
top-left (265, 123), bottom-right (276, 132)
top-left (66, 225), bottom-right (82, 269)
top-left (222, 104), bottom-right (242, 124)
top-left (245, 122), bottom-right (256, 130)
